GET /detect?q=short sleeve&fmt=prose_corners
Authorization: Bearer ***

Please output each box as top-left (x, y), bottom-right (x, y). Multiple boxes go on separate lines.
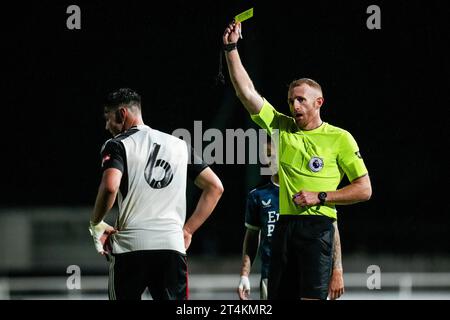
top-left (187, 147), bottom-right (209, 180)
top-left (251, 99), bottom-right (281, 135)
top-left (251, 98), bottom-right (297, 136)
top-left (245, 191), bottom-right (260, 230)
top-left (337, 131), bottom-right (368, 182)
top-left (100, 140), bottom-right (125, 173)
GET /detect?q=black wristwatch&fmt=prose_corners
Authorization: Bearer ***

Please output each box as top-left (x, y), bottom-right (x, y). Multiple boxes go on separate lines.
top-left (223, 42), bottom-right (237, 52)
top-left (318, 192), bottom-right (327, 205)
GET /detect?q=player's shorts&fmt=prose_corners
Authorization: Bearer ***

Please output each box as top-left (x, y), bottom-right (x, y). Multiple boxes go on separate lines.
top-left (108, 250), bottom-right (188, 300)
top-left (268, 215), bottom-right (334, 300)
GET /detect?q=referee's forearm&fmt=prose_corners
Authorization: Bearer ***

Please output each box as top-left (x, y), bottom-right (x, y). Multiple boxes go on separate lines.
top-left (225, 50), bottom-right (262, 115)
top-left (225, 50), bottom-right (251, 97)
top-left (332, 222), bottom-right (343, 271)
top-left (326, 175), bottom-right (372, 205)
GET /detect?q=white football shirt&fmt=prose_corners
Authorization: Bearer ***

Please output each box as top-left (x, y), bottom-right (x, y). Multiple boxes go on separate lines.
top-left (100, 125), bottom-right (207, 254)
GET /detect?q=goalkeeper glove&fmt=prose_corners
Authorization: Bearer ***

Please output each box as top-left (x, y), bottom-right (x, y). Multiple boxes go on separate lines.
top-left (89, 220), bottom-right (114, 254)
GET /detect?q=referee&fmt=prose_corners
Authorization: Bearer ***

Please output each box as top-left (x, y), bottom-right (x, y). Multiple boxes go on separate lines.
top-left (223, 22), bottom-right (371, 300)
top-left (89, 88), bottom-right (224, 300)
top-left (238, 143), bottom-right (344, 300)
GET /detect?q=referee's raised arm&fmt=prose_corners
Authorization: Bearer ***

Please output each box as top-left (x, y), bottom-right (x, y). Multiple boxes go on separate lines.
top-left (223, 21), bottom-right (264, 115)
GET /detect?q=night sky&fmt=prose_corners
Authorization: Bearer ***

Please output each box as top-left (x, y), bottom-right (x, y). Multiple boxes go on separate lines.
top-left (1, 0), bottom-right (449, 255)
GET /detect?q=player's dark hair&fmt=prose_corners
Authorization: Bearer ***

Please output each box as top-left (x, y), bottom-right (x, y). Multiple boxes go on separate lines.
top-left (104, 88), bottom-right (142, 112)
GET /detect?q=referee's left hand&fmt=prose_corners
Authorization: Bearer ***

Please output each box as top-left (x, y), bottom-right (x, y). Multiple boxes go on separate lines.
top-left (328, 268), bottom-right (345, 300)
top-left (292, 190), bottom-right (320, 206)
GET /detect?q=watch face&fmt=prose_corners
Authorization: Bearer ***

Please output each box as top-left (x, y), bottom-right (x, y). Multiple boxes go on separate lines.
top-left (319, 192), bottom-right (327, 200)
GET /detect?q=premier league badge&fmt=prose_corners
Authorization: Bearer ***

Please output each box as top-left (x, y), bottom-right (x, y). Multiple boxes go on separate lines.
top-left (308, 156), bottom-right (324, 172)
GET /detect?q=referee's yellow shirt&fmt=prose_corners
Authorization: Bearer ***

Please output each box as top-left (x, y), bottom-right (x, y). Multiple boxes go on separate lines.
top-left (251, 99), bottom-right (368, 219)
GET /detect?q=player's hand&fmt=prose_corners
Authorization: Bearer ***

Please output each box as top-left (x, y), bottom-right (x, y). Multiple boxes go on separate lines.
top-left (237, 275), bottom-right (251, 300)
top-left (183, 227), bottom-right (193, 250)
top-left (89, 220), bottom-right (116, 255)
top-left (223, 21), bottom-right (241, 45)
top-left (328, 268), bottom-right (345, 300)
top-left (292, 190), bottom-right (320, 207)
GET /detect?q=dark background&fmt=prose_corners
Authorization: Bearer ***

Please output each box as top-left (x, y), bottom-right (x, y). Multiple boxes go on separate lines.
top-left (1, 0), bottom-right (449, 256)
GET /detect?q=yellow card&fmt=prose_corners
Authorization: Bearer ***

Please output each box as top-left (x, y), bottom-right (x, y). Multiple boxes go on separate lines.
top-left (235, 8), bottom-right (254, 23)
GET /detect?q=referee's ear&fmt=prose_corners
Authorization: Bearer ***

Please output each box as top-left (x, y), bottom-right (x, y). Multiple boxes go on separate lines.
top-left (315, 97), bottom-right (324, 108)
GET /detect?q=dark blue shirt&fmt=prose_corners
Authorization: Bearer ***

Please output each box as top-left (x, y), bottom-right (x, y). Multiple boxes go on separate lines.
top-left (245, 181), bottom-right (279, 279)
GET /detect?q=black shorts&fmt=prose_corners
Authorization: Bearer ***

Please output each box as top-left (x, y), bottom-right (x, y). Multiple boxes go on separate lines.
top-left (109, 250), bottom-right (188, 300)
top-left (268, 215), bottom-right (334, 300)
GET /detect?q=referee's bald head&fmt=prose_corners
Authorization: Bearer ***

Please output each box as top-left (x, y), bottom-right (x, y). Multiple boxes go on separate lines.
top-left (287, 78), bottom-right (323, 99)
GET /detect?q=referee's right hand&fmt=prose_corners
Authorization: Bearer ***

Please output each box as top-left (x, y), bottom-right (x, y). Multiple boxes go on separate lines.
top-left (223, 21), bottom-right (241, 46)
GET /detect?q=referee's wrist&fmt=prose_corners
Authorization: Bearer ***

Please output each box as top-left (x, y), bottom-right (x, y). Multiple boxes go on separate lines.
top-left (223, 42), bottom-right (237, 52)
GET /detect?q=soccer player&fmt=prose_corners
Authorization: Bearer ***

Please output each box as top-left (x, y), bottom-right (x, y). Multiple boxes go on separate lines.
top-left (223, 22), bottom-right (371, 300)
top-left (89, 88), bottom-right (224, 300)
top-left (237, 144), bottom-right (344, 300)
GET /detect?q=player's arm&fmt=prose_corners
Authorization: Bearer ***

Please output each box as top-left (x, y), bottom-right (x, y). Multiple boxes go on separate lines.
top-left (238, 228), bottom-right (259, 300)
top-left (90, 141), bottom-right (123, 254)
top-left (223, 22), bottom-right (264, 115)
top-left (241, 228), bottom-right (259, 277)
top-left (91, 168), bottom-right (121, 224)
top-left (328, 221), bottom-right (344, 300)
top-left (89, 168), bottom-right (120, 254)
top-left (183, 168), bottom-right (224, 250)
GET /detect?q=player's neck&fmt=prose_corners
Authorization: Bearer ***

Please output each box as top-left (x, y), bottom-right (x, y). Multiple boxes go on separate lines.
top-left (125, 116), bottom-right (144, 130)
